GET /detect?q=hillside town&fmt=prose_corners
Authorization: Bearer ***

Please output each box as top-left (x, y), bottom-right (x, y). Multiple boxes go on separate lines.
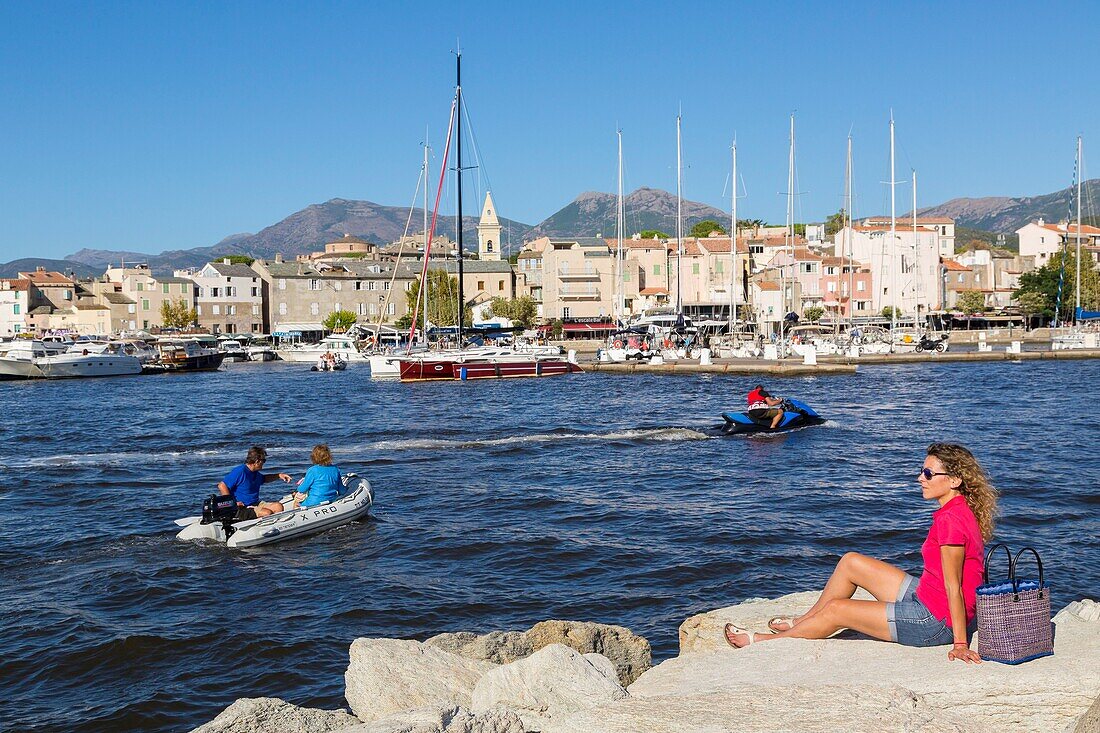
top-left (1, 190), bottom-right (1098, 342)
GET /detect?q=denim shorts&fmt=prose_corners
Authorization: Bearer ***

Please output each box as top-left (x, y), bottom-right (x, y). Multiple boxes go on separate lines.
top-left (886, 574), bottom-right (956, 647)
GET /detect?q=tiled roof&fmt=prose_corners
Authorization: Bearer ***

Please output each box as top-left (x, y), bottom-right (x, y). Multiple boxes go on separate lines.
top-left (639, 287), bottom-right (670, 295)
top-left (755, 281), bottom-right (781, 292)
top-left (853, 225), bottom-right (939, 233)
top-left (431, 260), bottom-right (514, 274)
top-left (864, 216), bottom-right (954, 225)
top-left (258, 261), bottom-right (322, 277)
top-left (1039, 223), bottom-right (1100, 235)
top-left (75, 303), bottom-right (109, 311)
top-left (158, 276), bottom-right (195, 284)
top-left (101, 292), bottom-right (136, 304)
top-left (0, 278), bottom-right (31, 291)
top-left (29, 305), bottom-right (54, 315)
top-left (941, 259), bottom-right (971, 272)
top-left (19, 270), bottom-right (74, 285)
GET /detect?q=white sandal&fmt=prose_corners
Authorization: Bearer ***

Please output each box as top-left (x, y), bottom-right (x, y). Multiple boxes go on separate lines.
top-left (723, 623), bottom-right (757, 648)
top-left (767, 616), bottom-right (797, 632)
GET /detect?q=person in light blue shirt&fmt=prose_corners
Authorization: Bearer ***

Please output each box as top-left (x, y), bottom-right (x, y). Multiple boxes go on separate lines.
top-left (293, 444), bottom-right (344, 508)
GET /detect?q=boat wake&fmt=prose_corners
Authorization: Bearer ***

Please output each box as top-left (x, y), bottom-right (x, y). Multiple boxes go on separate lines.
top-left (367, 427), bottom-right (712, 451)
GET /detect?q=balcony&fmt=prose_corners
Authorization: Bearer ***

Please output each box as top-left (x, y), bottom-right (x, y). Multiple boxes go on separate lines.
top-left (559, 286), bottom-right (601, 300)
top-left (557, 265), bottom-right (600, 280)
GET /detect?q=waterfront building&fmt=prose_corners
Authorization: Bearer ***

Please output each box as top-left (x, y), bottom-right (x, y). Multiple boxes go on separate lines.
top-left (766, 247), bottom-right (826, 316)
top-left (0, 278), bottom-right (31, 336)
top-left (175, 260), bottom-right (265, 335)
top-left (94, 264), bottom-right (197, 331)
top-left (518, 236), bottom-right (637, 321)
top-left (379, 232), bottom-right (457, 262)
top-left (428, 259), bottom-right (516, 309)
top-left (297, 234), bottom-right (381, 262)
top-left (97, 290), bottom-right (138, 333)
top-left (251, 255), bottom-right (419, 339)
top-left (1017, 219), bottom-right (1100, 267)
top-left (818, 256), bottom-right (874, 319)
top-left (951, 249), bottom-right (1036, 310)
top-left (832, 221), bottom-right (946, 316)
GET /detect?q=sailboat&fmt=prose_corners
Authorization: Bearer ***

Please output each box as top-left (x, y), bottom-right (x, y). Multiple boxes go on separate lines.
top-left (1052, 136), bottom-right (1100, 349)
top-left (395, 53), bottom-right (582, 381)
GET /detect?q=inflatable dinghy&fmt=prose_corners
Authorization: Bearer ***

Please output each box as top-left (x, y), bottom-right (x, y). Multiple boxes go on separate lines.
top-left (721, 398), bottom-right (825, 435)
top-left (175, 474), bottom-right (373, 548)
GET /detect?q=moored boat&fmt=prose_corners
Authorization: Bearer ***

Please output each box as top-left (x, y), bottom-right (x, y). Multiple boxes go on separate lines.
top-left (276, 335), bottom-right (369, 363)
top-left (153, 339), bottom-right (226, 372)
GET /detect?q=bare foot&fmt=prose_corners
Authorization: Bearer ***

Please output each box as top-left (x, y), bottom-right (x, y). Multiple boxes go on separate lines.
top-left (723, 623), bottom-right (753, 649)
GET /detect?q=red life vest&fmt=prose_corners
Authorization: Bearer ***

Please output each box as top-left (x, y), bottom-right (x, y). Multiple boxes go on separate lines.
top-left (747, 387), bottom-right (769, 409)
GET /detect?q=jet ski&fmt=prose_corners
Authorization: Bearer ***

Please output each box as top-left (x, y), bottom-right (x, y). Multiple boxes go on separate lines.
top-left (175, 473), bottom-right (373, 548)
top-left (720, 398), bottom-right (825, 435)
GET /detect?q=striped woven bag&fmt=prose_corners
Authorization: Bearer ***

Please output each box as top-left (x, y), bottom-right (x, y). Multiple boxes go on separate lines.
top-left (975, 544), bottom-right (1053, 664)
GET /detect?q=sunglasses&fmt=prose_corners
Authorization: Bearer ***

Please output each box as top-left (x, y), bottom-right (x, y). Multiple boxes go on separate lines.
top-left (919, 468), bottom-right (950, 480)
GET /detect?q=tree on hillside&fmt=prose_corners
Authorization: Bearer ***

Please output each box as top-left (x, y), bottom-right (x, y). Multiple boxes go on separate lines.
top-left (160, 298), bottom-right (197, 328)
top-left (1014, 250), bottom-right (1100, 322)
top-left (825, 209), bottom-right (847, 236)
top-left (486, 296), bottom-right (537, 327)
top-left (690, 220), bottom-right (726, 238)
top-left (639, 230), bottom-right (671, 240)
top-left (803, 305), bottom-right (825, 323)
top-left (212, 254), bottom-right (255, 266)
top-left (956, 290), bottom-right (988, 314)
top-left (404, 270), bottom-right (471, 330)
top-left (323, 309), bottom-right (357, 332)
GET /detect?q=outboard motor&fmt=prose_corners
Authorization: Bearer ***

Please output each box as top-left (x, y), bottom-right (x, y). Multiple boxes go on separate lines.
top-left (201, 494), bottom-right (241, 538)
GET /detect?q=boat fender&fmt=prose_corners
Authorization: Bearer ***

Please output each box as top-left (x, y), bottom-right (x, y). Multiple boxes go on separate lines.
top-left (641, 340), bottom-right (649, 350)
top-left (613, 340), bottom-right (623, 349)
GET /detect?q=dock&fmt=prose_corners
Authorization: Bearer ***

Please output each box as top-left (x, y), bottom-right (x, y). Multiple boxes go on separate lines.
top-left (580, 347), bottom-right (1100, 377)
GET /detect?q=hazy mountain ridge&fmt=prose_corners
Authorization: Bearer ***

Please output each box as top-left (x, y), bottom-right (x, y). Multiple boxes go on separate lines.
top-left (918, 179), bottom-right (1100, 232)
top-left (0, 258), bottom-right (100, 279)
top-left (21, 179), bottom-right (1095, 276)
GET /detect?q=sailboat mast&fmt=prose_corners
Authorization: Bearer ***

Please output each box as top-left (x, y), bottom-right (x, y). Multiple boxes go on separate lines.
top-left (422, 138), bottom-right (430, 344)
top-left (912, 169), bottom-right (919, 326)
top-left (455, 52), bottom-right (465, 345)
top-left (617, 129), bottom-right (624, 324)
top-left (889, 113), bottom-right (897, 340)
top-left (676, 113), bottom-right (683, 314)
top-left (1076, 135), bottom-right (1082, 321)
top-left (730, 140), bottom-right (737, 329)
top-left (783, 114), bottom-right (795, 340)
top-left (845, 135), bottom-right (854, 330)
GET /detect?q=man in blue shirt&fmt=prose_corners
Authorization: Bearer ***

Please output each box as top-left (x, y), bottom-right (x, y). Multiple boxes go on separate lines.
top-left (218, 446), bottom-right (293, 519)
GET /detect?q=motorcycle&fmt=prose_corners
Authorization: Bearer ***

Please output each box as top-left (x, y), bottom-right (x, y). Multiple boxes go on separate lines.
top-left (914, 334), bottom-right (949, 353)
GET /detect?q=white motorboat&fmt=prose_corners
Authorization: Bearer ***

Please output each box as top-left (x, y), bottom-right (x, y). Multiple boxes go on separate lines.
top-left (217, 339), bottom-right (249, 362)
top-left (0, 340), bottom-right (142, 379)
top-left (175, 474), bottom-right (373, 548)
top-left (276, 335), bottom-right (370, 363)
top-left (245, 341), bottom-right (277, 361)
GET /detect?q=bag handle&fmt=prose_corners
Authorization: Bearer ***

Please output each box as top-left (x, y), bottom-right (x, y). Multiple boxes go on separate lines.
top-left (1011, 546), bottom-right (1045, 600)
top-left (982, 543), bottom-right (1013, 584)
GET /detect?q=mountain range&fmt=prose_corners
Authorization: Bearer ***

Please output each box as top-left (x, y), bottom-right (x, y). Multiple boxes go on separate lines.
top-left (0, 179), bottom-right (1089, 276)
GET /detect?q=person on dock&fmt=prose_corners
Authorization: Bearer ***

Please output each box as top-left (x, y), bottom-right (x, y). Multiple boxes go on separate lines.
top-left (292, 444), bottom-right (344, 508)
top-left (723, 443), bottom-right (997, 664)
top-left (746, 384), bottom-right (785, 429)
top-left (218, 446), bottom-right (293, 519)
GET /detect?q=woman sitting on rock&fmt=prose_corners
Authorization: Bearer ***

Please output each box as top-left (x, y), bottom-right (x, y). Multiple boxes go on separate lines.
top-left (724, 443), bottom-right (997, 664)
top-left (292, 444), bottom-right (344, 508)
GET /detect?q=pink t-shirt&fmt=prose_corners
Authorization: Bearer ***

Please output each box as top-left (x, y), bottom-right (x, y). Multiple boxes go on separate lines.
top-left (915, 495), bottom-right (985, 627)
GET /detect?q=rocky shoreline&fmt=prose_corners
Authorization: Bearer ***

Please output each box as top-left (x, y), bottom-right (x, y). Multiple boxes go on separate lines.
top-left (192, 592), bottom-right (1100, 733)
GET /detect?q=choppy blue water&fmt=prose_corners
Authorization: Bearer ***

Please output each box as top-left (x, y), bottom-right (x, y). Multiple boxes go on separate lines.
top-left (1, 360), bottom-right (1097, 732)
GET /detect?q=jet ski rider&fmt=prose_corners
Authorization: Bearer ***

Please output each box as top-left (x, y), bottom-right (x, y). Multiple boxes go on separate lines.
top-left (218, 446), bottom-right (293, 520)
top-left (747, 384), bottom-right (785, 430)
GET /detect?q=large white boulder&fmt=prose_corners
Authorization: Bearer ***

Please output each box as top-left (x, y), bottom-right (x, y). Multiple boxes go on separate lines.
top-left (342, 705), bottom-right (525, 733)
top-left (345, 639), bottom-right (496, 723)
top-left (632, 595), bottom-right (1100, 733)
top-left (471, 644), bottom-right (628, 730)
top-left (190, 697), bottom-right (360, 733)
top-left (545, 685), bottom-right (985, 733)
top-left (427, 620), bottom-right (651, 687)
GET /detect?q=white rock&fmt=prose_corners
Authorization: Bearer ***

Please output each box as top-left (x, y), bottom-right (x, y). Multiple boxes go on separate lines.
top-left (471, 644), bottom-right (628, 730)
top-left (582, 653), bottom-right (618, 682)
top-left (1055, 599), bottom-right (1100, 624)
top-left (345, 639), bottom-right (496, 723)
top-left (190, 697), bottom-right (359, 733)
top-left (1072, 691), bottom-right (1100, 733)
top-left (678, 588), bottom-right (874, 655)
top-left (631, 596), bottom-right (1100, 733)
top-left (342, 705), bottom-right (524, 733)
top-left (545, 685), bottom-right (986, 733)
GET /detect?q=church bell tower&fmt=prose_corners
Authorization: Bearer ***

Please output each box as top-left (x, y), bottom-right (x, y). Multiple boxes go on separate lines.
top-left (477, 191), bottom-right (502, 261)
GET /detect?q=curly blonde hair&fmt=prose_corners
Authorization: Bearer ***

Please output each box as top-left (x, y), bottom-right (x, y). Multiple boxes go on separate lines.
top-left (927, 443), bottom-right (998, 541)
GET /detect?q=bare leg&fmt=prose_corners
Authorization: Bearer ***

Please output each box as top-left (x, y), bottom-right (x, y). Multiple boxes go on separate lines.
top-left (727, 598), bottom-right (893, 647)
top-left (792, 553), bottom-right (907, 626)
top-left (255, 501), bottom-right (284, 517)
top-left (770, 410), bottom-right (785, 429)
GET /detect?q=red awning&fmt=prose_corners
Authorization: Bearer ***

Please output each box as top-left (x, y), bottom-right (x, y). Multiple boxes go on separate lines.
top-left (562, 322), bottom-right (616, 331)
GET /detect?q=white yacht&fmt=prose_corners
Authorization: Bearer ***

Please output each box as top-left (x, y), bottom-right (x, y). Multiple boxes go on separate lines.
top-left (276, 335), bottom-right (369, 363)
top-left (217, 339), bottom-right (249, 362)
top-left (0, 340), bottom-right (142, 379)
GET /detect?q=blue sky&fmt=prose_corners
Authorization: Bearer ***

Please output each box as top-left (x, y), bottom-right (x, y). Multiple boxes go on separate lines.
top-left (1, 0), bottom-right (1096, 261)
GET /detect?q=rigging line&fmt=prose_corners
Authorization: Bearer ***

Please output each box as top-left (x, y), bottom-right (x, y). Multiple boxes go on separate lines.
top-left (459, 94), bottom-right (490, 200)
top-left (374, 164), bottom-right (425, 340)
top-left (406, 97), bottom-right (457, 350)
top-left (1054, 143), bottom-right (1076, 328)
